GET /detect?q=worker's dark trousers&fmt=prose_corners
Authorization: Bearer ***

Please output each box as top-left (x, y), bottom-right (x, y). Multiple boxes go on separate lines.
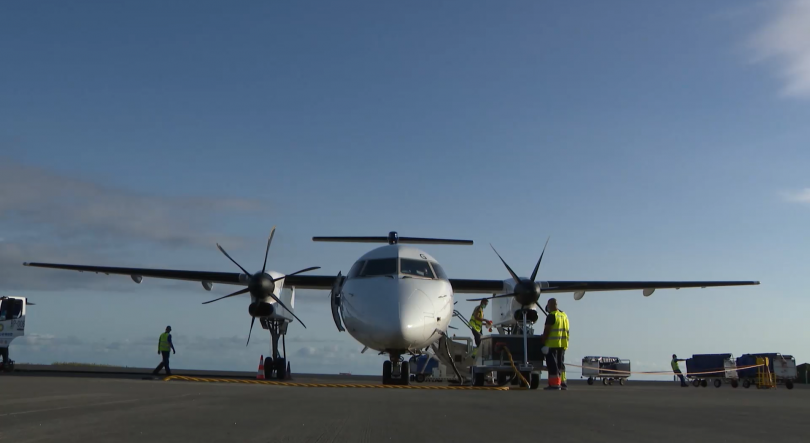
top-left (472, 329), bottom-right (482, 347)
top-left (153, 351), bottom-right (171, 375)
top-left (674, 370), bottom-right (687, 386)
top-left (546, 347), bottom-right (565, 387)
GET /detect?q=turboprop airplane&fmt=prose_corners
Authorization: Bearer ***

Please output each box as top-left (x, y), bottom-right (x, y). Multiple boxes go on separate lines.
top-left (23, 230), bottom-right (759, 385)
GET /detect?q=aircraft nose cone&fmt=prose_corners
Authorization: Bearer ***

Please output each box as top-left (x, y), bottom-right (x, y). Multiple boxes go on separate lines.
top-left (399, 289), bottom-right (435, 344)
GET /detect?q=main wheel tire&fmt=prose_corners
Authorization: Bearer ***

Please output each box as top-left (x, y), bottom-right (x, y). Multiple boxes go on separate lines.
top-left (275, 358), bottom-right (287, 380)
top-left (701, 379), bottom-right (708, 388)
top-left (731, 380), bottom-right (739, 388)
top-left (587, 377), bottom-right (594, 385)
top-left (602, 378), bottom-right (608, 386)
top-left (530, 373), bottom-right (541, 390)
top-left (786, 380), bottom-right (794, 390)
top-left (714, 379), bottom-right (722, 388)
top-left (383, 360), bottom-right (392, 385)
top-left (619, 378), bottom-right (626, 386)
top-left (400, 361), bottom-right (410, 386)
top-left (473, 372), bottom-right (485, 387)
top-left (415, 373), bottom-right (426, 383)
top-left (264, 357), bottom-right (274, 379)
top-left (743, 379), bottom-right (751, 389)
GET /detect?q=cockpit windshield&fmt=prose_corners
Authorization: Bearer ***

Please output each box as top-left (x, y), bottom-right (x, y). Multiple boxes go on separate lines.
top-left (400, 259), bottom-right (435, 279)
top-left (359, 258), bottom-right (398, 277)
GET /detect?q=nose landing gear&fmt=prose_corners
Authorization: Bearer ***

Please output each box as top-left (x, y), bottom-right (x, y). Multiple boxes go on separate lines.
top-left (382, 352), bottom-right (410, 385)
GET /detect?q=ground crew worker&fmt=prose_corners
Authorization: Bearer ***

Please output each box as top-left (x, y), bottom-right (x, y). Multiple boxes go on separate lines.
top-left (152, 326), bottom-right (176, 376)
top-left (469, 299), bottom-right (492, 348)
top-left (672, 354), bottom-right (688, 387)
top-left (540, 298), bottom-right (569, 390)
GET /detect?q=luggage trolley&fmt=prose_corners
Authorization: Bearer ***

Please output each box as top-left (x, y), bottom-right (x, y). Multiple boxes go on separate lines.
top-left (736, 353), bottom-right (797, 390)
top-left (685, 354), bottom-right (739, 388)
top-left (582, 356), bottom-right (631, 386)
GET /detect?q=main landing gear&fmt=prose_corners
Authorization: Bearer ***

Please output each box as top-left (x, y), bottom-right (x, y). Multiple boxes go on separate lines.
top-left (382, 352), bottom-right (410, 385)
top-left (263, 319), bottom-right (291, 380)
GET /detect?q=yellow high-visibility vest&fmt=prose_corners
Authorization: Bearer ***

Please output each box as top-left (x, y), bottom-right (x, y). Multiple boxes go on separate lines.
top-left (158, 332), bottom-right (171, 352)
top-left (546, 311), bottom-right (569, 349)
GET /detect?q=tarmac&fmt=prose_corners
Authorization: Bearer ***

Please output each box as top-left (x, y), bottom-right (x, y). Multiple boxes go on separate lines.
top-left (1, 367), bottom-right (807, 443)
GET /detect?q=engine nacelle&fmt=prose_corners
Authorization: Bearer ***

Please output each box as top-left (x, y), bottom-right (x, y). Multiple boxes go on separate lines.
top-left (248, 302), bottom-right (275, 317)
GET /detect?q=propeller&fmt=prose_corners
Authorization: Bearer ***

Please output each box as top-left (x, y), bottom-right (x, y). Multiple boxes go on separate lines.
top-left (467, 237), bottom-right (551, 311)
top-left (246, 317), bottom-right (256, 346)
top-left (202, 227), bottom-right (319, 333)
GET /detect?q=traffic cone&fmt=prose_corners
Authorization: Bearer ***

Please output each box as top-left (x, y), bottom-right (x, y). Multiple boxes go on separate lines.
top-left (257, 355), bottom-right (265, 380)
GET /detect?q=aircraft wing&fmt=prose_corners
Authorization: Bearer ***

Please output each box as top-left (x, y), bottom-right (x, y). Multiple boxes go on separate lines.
top-left (23, 262), bottom-right (246, 285)
top-left (23, 262), bottom-right (340, 290)
top-left (448, 279), bottom-right (760, 294)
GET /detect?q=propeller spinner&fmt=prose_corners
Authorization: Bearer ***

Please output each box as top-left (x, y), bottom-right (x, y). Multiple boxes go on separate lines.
top-left (201, 227), bottom-right (320, 344)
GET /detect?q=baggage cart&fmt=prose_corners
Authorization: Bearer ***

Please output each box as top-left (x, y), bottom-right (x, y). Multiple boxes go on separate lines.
top-left (736, 353), bottom-right (797, 389)
top-left (685, 353), bottom-right (739, 388)
top-left (582, 356), bottom-right (631, 386)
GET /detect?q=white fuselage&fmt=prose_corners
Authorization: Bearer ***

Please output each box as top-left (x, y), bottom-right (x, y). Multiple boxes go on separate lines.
top-left (337, 245), bottom-right (453, 352)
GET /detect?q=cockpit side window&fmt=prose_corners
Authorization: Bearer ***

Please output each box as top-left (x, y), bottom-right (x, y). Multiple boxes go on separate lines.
top-left (0, 299), bottom-right (22, 320)
top-left (429, 262), bottom-right (448, 280)
top-left (359, 258), bottom-right (397, 277)
top-left (347, 261), bottom-right (365, 279)
top-left (400, 259), bottom-right (435, 279)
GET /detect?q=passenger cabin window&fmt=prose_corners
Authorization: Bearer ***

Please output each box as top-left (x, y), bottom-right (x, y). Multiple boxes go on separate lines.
top-left (359, 258), bottom-right (397, 277)
top-left (429, 262), bottom-right (448, 280)
top-left (400, 259), bottom-right (435, 279)
top-left (347, 261), bottom-right (365, 279)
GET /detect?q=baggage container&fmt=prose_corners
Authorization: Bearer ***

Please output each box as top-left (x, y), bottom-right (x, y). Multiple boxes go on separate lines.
top-left (686, 353), bottom-right (738, 388)
top-left (582, 356), bottom-right (630, 386)
top-left (736, 353), bottom-right (796, 389)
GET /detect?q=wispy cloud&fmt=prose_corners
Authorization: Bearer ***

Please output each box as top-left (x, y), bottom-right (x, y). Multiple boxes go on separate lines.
top-left (749, 0), bottom-right (810, 98)
top-left (0, 159), bottom-right (269, 291)
top-left (781, 188), bottom-right (810, 203)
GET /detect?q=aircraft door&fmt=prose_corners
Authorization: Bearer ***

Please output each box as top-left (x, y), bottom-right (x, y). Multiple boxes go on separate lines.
top-left (329, 272), bottom-right (346, 332)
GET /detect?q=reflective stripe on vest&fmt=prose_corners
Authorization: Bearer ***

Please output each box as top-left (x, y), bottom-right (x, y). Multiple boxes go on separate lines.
top-left (546, 311), bottom-right (569, 349)
top-left (159, 332), bottom-right (171, 352)
top-left (469, 306), bottom-right (483, 332)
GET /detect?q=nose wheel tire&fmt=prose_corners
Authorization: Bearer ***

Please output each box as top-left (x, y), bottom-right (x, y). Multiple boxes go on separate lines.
top-left (264, 357), bottom-right (274, 379)
top-left (275, 358), bottom-right (287, 380)
top-left (383, 360), bottom-right (392, 385)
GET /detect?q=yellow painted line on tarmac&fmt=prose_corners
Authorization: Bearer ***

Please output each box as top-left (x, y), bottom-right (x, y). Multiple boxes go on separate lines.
top-left (163, 375), bottom-right (508, 390)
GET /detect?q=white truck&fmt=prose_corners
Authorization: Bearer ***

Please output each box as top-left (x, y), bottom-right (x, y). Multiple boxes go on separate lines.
top-left (0, 296), bottom-right (28, 371)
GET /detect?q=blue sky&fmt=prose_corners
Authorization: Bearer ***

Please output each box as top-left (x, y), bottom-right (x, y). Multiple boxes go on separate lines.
top-left (1, 1), bottom-right (809, 378)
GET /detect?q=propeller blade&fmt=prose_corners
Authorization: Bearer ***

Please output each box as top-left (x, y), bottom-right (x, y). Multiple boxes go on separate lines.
top-left (262, 226), bottom-right (276, 273)
top-left (202, 287), bottom-right (250, 305)
top-left (530, 236), bottom-right (551, 282)
top-left (267, 293), bottom-right (307, 329)
top-left (490, 244), bottom-right (521, 284)
top-left (216, 244), bottom-right (251, 275)
top-left (246, 316), bottom-right (256, 346)
top-left (272, 266), bottom-right (321, 282)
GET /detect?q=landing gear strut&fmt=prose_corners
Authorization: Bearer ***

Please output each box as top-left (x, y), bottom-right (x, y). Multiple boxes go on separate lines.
top-left (382, 352), bottom-right (410, 385)
top-left (263, 319), bottom-right (290, 380)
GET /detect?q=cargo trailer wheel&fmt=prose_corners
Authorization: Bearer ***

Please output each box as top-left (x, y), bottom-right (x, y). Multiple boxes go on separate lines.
top-left (701, 379), bottom-right (708, 388)
top-left (587, 377), bottom-right (594, 385)
top-left (415, 373), bottom-right (426, 383)
top-left (742, 379), bottom-right (751, 389)
top-left (608, 379), bottom-right (613, 386)
top-left (530, 373), bottom-right (540, 390)
top-left (713, 379), bottom-right (722, 388)
top-left (692, 379), bottom-right (700, 387)
top-left (786, 380), bottom-right (794, 390)
top-left (602, 378), bottom-right (608, 386)
top-left (473, 372), bottom-right (485, 387)
top-left (731, 380), bottom-right (738, 388)
top-left (619, 378), bottom-right (626, 386)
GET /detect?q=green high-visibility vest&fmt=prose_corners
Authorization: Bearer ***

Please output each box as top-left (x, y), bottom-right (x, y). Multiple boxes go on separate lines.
top-left (546, 311), bottom-right (569, 349)
top-left (671, 359), bottom-right (680, 371)
top-left (158, 332), bottom-right (171, 352)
